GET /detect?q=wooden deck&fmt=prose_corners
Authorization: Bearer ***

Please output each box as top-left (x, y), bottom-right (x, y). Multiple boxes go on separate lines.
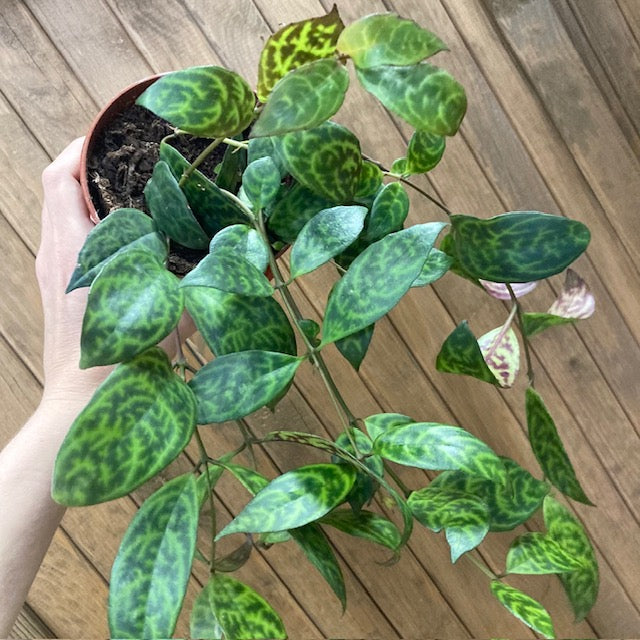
top-left (1, 0), bottom-right (639, 637)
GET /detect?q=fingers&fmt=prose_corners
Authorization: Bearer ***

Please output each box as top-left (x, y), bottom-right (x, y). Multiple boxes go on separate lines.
top-left (41, 137), bottom-right (85, 186)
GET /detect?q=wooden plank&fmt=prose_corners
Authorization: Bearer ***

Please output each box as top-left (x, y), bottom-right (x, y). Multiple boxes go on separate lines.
top-left (10, 604), bottom-right (55, 640)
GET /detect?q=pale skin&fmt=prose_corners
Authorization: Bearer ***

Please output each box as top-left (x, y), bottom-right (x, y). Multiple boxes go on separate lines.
top-left (0, 138), bottom-right (192, 635)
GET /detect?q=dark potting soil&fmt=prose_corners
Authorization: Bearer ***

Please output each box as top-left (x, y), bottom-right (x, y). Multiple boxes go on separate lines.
top-left (86, 104), bottom-right (227, 274)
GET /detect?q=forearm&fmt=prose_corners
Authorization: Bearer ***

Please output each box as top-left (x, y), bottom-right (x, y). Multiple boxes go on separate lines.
top-left (0, 400), bottom-right (82, 636)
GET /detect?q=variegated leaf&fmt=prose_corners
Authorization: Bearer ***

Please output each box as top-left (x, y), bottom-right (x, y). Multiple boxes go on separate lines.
top-left (480, 279), bottom-right (538, 300)
top-left (241, 157), bottom-right (282, 211)
top-left (506, 531), bottom-right (584, 575)
top-left (109, 474), bottom-right (199, 638)
top-left (216, 463), bottom-right (356, 537)
top-left (337, 13), bottom-right (446, 68)
top-left (52, 348), bottom-right (195, 505)
top-left (478, 325), bottom-right (520, 388)
top-left (335, 323), bottom-right (374, 371)
top-left (209, 224), bottom-right (269, 272)
top-left (137, 66), bottom-right (255, 138)
top-left (396, 130), bottom-right (446, 175)
top-left (526, 388), bottom-right (593, 505)
top-left (543, 496), bottom-right (599, 621)
top-left (321, 509), bottom-right (401, 552)
top-left (364, 413), bottom-right (413, 442)
top-left (355, 161), bottom-right (383, 198)
top-left (189, 350), bottom-right (303, 423)
top-left (252, 59), bottom-right (349, 137)
top-left (80, 250), bottom-right (183, 368)
top-left (364, 182), bottom-right (409, 243)
top-left (257, 4), bottom-right (344, 102)
top-left (411, 247), bottom-right (452, 287)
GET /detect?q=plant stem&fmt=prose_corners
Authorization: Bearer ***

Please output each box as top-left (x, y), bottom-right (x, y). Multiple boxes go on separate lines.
top-left (179, 137), bottom-right (224, 187)
top-left (195, 427), bottom-right (217, 573)
top-left (222, 137), bottom-right (249, 151)
top-left (466, 550), bottom-right (498, 580)
top-left (506, 284), bottom-right (535, 387)
top-left (236, 418), bottom-right (257, 469)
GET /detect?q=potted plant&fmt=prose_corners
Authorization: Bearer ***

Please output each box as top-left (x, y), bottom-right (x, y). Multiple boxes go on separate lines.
top-left (52, 6), bottom-right (598, 639)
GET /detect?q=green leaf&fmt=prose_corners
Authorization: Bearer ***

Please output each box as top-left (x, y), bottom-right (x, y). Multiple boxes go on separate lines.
top-left (66, 208), bottom-right (166, 292)
top-left (253, 59), bottom-right (349, 137)
top-left (184, 287), bottom-right (295, 356)
top-left (408, 486), bottom-right (489, 562)
top-left (180, 251), bottom-right (274, 297)
top-left (80, 250), bottom-right (183, 368)
top-left (337, 13), bottom-right (446, 68)
top-left (275, 121), bottom-right (362, 202)
top-left (355, 161), bottom-right (383, 198)
top-left (53, 348), bottom-right (195, 505)
top-left (217, 463), bottom-right (356, 537)
top-left (373, 421), bottom-right (505, 482)
top-left (405, 130), bottom-right (446, 174)
top-left (490, 581), bottom-right (556, 639)
top-left (364, 182), bottom-right (409, 243)
top-left (209, 224), bottom-right (269, 272)
top-left (190, 575), bottom-right (286, 640)
top-left (364, 413), bottom-right (413, 441)
top-left (241, 157), bottom-right (282, 210)
top-left (478, 325), bottom-right (520, 388)
top-left (247, 137), bottom-right (287, 177)
top-left (189, 350), bottom-right (303, 423)
top-left (213, 537), bottom-right (252, 573)
top-left (257, 4), bottom-right (344, 102)
top-left (411, 247), bottom-right (452, 287)
top-left (430, 457), bottom-right (550, 532)
top-left (217, 462), bottom-right (269, 495)
top-left (214, 138), bottom-right (246, 192)
top-left (298, 318), bottom-right (321, 347)
top-left (144, 160), bottom-right (209, 249)
top-left (290, 205), bottom-right (367, 278)
top-left (321, 509), bottom-right (401, 552)
top-left (137, 66), bottom-right (255, 137)
top-left (356, 63), bottom-right (466, 136)
top-left (450, 212), bottom-right (591, 282)
top-left (522, 313), bottom-right (577, 338)
top-left (543, 496), bottom-right (599, 621)
top-left (109, 474), bottom-right (199, 638)
top-left (506, 531), bottom-right (585, 575)
top-left (436, 321), bottom-right (499, 385)
top-left (322, 223), bottom-right (446, 345)
top-left (335, 323), bottom-right (374, 371)
top-left (267, 181), bottom-right (336, 243)
top-left (526, 388), bottom-right (593, 505)
top-left (160, 142), bottom-right (247, 236)
top-left (289, 524), bottom-right (346, 609)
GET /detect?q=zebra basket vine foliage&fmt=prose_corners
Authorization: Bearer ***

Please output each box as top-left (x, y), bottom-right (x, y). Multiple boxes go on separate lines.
top-left (54, 6), bottom-right (598, 638)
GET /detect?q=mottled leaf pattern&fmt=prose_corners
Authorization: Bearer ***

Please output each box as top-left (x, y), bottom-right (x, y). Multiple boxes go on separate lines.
top-left (289, 524), bottom-right (346, 608)
top-left (364, 182), bottom-right (409, 243)
top-left (337, 13), bottom-right (446, 68)
top-left (180, 251), bottom-right (274, 297)
top-left (335, 323), bottom-right (374, 371)
top-left (248, 137), bottom-right (288, 177)
top-left (364, 413), bottom-right (413, 441)
top-left (436, 321), bottom-right (499, 385)
top-left (160, 142), bottom-right (247, 236)
top-left (431, 457), bottom-right (550, 532)
top-left (548, 269), bottom-right (595, 319)
top-left (109, 474), bottom-right (199, 638)
top-left (267, 181), bottom-right (336, 243)
top-left (80, 250), bottom-right (183, 368)
top-left (253, 59), bottom-right (349, 137)
top-left (356, 63), bottom-right (467, 136)
top-left (67, 208), bottom-right (166, 292)
top-left (543, 496), bottom-right (599, 621)
top-left (322, 509), bottom-right (401, 551)
top-left (506, 531), bottom-right (584, 575)
top-left (184, 287), bottom-right (295, 356)
top-left (373, 421), bottom-right (505, 482)
top-left (241, 157), bottom-right (282, 211)
top-left (275, 121), bottom-right (362, 202)
top-left (480, 279), bottom-right (538, 300)
top-left (490, 581), bottom-right (556, 639)
top-left (290, 205), bottom-right (367, 278)
top-left (526, 388), bottom-right (592, 505)
top-left (137, 66), bottom-right (255, 137)
top-left (322, 223), bottom-right (446, 344)
top-left (190, 575), bottom-right (286, 640)
top-left (209, 224), bottom-right (269, 272)
top-left (355, 161), bottom-right (383, 198)
top-left (522, 312), bottom-right (577, 338)
top-left (478, 325), bottom-right (520, 388)
top-left (412, 247), bottom-right (452, 287)
top-left (217, 464), bottom-right (356, 537)
top-left (213, 538), bottom-right (252, 573)
top-left (408, 486), bottom-right (489, 561)
top-left (405, 130), bottom-right (446, 173)
top-left (257, 5), bottom-right (344, 102)
top-left (144, 161), bottom-right (209, 249)
top-left (189, 350), bottom-right (303, 423)
top-left (451, 212), bottom-right (591, 282)
top-left (53, 348), bottom-right (195, 505)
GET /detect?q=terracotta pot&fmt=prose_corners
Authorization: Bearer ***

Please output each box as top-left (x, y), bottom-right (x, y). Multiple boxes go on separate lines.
top-left (80, 74), bottom-right (161, 223)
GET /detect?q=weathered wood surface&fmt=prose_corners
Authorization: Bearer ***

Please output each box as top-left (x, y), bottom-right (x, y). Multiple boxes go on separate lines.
top-left (1, 0), bottom-right (639, 637)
